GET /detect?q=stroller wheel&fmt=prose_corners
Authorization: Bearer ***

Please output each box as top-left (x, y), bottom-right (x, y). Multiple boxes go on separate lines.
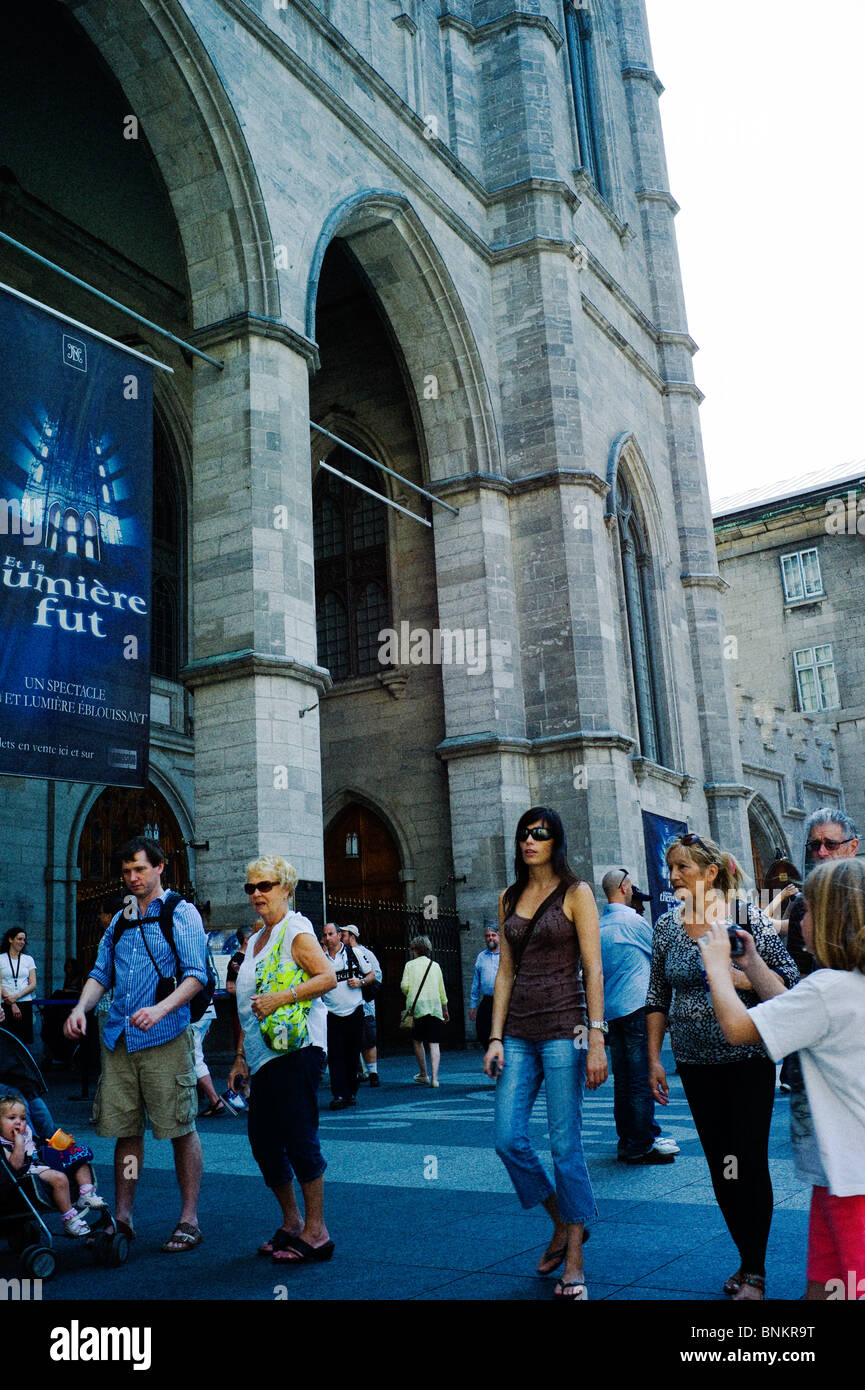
top-left (8, 1221), bottom-right (41, 1255)
top-left (21, 1245), bottom-right (56, 1280)
top-left (108, 1232), bottom-right (129, 1267)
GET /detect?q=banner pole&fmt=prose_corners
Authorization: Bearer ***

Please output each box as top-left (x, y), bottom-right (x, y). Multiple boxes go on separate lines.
top-left (0, 231), bottom-right (224, 369)
top-left (0, 280), bottom-right (174, 373)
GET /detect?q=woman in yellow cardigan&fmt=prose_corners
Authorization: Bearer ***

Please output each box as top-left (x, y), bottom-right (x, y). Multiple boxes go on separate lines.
top-left (401, 936), bottom-right (449, 1088)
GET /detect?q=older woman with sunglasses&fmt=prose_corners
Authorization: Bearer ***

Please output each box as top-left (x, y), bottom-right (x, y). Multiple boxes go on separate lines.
top-left (228, 856), bottom-right (337, 1265)
top-left (484, 807), bottom-right (607, 1300)
top-left (646, 832), bottom-right (798, 1300)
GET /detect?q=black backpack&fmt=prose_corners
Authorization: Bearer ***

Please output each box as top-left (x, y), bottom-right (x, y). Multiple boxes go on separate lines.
top-left (112, 892), bottom-right (216, 1023)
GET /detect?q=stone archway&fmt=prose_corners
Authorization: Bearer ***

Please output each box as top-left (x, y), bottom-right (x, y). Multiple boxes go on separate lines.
top-left (306, 190), bottom-right (500, 482)
top-left (748, 794), bottom-right (792, 891)
top-left (324, 802), bottom-right (403, 902)
top-left (62, 0), bottom-right (280, 325)
top-left (75, 783), bottom-right (189, 969)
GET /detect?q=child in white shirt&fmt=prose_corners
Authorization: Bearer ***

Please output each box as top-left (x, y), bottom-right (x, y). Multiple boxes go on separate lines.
top-left (699, 856), bottom-right (865, 1301)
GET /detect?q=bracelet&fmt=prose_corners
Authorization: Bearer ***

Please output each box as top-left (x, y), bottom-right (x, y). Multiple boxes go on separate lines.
top-left (488, 1036), bottom-right (503, 1044)
top-left (289, 986), bottom-right (298, 1004)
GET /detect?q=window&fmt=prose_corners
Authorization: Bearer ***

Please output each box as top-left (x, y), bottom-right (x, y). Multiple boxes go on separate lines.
top-left (314, 448), bottom-right (390, 680)
top-left (781, 548), bottom-right (824, 603)
top-left (794, 645), bottom-right (840, 712)
top-left (563, 1), bottom-right (607, 199)
top-left (616, 473), bottom-right (669, 764)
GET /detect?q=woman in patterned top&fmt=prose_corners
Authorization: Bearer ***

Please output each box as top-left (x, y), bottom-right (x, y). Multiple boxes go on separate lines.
top-left (484, 807), bottom-right (607, 1300)
top-left (646, 832), bottom-right (799, 1301)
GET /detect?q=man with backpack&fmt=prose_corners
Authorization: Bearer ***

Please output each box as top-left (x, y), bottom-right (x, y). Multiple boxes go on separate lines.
top-left (64, 836), bottom-right (209, 1252)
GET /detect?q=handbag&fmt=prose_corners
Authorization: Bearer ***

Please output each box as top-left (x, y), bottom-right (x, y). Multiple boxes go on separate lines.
top-left (255, 921), bottom-right (312, 1053)
top-left (400, 959), bottom-right (434, 1031)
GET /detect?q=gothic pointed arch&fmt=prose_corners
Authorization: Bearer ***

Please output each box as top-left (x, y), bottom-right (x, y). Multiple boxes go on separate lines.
top-left (305, 190), bottom-right (500, 482)
top-left (607, 432), bottom-right (679, 768)
top-left (748, 793), bottom-right (792, 889)
top-left (65, 0), bottom-right (280, 322)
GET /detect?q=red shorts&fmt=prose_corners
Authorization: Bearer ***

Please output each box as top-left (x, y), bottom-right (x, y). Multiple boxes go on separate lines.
top-left (806, 1185), bottom-right (865, 1295)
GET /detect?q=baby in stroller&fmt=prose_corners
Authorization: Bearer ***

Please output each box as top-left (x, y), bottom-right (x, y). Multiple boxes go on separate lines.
top-left (0, 1093), bottom-right (105, 1237)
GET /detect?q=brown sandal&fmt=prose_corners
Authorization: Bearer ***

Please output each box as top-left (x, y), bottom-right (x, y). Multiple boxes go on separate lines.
top-left (730, 1273), bottom-right (765, 1300)
top-left (723, 1268), bottom-right (744, 1295)
top-left (161, 1222), bottom-right (203, 1253)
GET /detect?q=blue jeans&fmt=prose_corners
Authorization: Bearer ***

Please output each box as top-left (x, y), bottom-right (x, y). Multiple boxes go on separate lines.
top-left (607, 1007), bottom-right (660, 1157)
top-left (494, 1036), bottom-right (596, 1224)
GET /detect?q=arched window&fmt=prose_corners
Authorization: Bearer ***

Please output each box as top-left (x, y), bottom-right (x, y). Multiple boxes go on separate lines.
top-left (63, 509), bottom-right (80, 556)
top-left (83, 512), bottom-right (98, 562)
top-left (563, 1), bottom-right (607, 199)
top-left (616, 473), bottom-right (668, 765)
top-left (46, 503), bottom-right (60, 551)
top-left (313, 448), bottom-right (390, 679)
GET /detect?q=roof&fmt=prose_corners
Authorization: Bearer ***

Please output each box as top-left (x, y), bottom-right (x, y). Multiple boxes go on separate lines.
top-left (712, 458), bottom-right (865, 520)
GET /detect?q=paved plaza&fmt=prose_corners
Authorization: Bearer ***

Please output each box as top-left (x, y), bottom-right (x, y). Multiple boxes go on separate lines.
top-left (4, 1042), bottom-right (814, 1305)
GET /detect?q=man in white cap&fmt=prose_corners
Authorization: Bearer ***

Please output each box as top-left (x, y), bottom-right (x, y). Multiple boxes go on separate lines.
top-left (321, 923), bottom-right (376, 1109)
top-left (338, 925), bottom-right (383, 1087)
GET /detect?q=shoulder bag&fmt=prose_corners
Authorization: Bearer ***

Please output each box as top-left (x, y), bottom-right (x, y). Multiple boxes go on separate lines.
top-left (400, 958), bottom-right (434, 1031)
top-left (255, 920), bottom-right (312, 1053)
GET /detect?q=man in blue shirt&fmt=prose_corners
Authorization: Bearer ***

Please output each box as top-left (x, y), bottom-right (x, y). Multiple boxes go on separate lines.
top-left (65, 837), bottom-right (207, 1250)
top-left (469, 927), bottom-right (500, 1049)
top-left (599, 868), bottom-right (678, 1166)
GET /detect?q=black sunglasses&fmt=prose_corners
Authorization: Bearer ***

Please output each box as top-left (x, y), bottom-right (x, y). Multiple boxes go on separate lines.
top-left (243, 881), bottom-right (278, 895)
top-left (680, 833), bottom-right (704, 849)
top-left (806, 837), bottom-right (854, 854)
top-left (518, 827), bottom-right (554, 842)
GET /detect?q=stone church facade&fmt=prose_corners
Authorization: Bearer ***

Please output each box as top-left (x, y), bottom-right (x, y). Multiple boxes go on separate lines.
top-left (1, 0), bottom-right (754, 1025)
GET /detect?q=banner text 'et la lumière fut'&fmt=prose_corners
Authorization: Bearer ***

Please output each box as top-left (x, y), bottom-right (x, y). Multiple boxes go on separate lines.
top-left (0, 289), bottom-right (153, 787)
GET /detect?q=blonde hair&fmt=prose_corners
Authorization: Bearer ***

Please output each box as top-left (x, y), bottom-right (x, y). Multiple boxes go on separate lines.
top-left (0, 1094), bottom-right (26, 1120)
top-left (803, 858), bottom-right (865, 971)
top-left (244, 855), bottom-right (298, 895)
top-left (666, 833), bottom-right (746, 896)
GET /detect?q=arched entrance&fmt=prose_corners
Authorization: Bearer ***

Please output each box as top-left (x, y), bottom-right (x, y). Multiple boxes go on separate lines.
top-left (748, 795), bottom-right (792, 893)
top-left (75, 784), bottom-right (190, 970)
top-left (324, 803), bottom-right (403, 901)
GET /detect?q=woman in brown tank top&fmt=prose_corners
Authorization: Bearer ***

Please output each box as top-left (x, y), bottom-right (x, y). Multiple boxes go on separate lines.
top-left (484, 806), bottom-right (607, 1299)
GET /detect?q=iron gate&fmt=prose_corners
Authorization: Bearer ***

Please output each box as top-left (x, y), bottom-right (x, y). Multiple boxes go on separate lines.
top-left (325, 895), bottom-right (467, 1050)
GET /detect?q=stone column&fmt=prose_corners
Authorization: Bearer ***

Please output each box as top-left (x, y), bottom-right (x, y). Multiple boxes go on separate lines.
top-left (183, 318), bottom-right (330, 924)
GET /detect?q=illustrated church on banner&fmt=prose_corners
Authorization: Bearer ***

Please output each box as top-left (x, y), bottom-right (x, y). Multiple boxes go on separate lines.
top-left (0, 0), bottom-right (841, 1038)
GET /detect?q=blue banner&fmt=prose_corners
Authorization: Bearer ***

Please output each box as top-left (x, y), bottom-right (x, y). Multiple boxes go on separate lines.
top-left (641, 810), bottom-right (688, 923)
top-left (0, 290), bottom-right (152, 786)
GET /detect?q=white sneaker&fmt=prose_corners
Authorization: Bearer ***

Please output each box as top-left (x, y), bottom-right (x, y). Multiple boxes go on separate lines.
top-left (76, 1190), bottom-right (107, 1211)
top-left (63, 1212), bottom-right (91, 1238)
top-left (412, 1074), bottom-right (429, 1085)
top-left (653, 1136), bottom-right (680, 1155)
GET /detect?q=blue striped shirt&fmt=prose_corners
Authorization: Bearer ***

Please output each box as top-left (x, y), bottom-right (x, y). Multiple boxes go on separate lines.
top-left (89, 892), bottom-right (207, 1053)
top-left (470, 948), bottom-right (501, 1008)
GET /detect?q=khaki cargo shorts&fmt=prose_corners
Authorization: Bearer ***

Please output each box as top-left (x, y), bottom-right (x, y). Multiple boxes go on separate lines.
top-left (92, 1027), bottom-right (197, 1140)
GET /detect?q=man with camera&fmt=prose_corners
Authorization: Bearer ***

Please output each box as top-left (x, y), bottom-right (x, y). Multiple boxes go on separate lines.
top-left (64, 836), bottom-right (208, 1251)
top-left (599, 867), bottom-right (679, 1166)
top-left (321, 922), bottom-right (376, 1110)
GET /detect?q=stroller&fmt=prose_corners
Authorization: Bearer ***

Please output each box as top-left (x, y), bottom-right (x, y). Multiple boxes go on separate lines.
top-left (0, 1026), bottom-right (129, 1279)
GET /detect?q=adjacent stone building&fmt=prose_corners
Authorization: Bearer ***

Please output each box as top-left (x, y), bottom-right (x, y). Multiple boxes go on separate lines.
top-left (1, 0), bottom-right (752, 1034)
top-left (714, 462), bottom-right (861, 879)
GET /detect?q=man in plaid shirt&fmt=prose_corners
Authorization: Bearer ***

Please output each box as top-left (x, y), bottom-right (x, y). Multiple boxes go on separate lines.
top-left (65, 836), bottom-right (207, 1252)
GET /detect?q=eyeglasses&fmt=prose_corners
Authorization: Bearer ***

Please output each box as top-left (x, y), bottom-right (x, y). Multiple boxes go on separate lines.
top-left (680, 833), bottom-right (704, 849)
top-left (518, 827), bottom-right (554, 842)
top-left (243, 881), bottom-right (278, 895)
top-left (616, 869), bottom-right (629, 890)
top-left (806, 837), bottom-right (854, 854)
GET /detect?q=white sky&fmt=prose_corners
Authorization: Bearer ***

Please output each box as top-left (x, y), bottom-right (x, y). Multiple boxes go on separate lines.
top-left (644, 0), bottom-right (865, 502)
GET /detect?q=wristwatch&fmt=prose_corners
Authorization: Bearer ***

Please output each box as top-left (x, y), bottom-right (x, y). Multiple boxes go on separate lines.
top-left (588, 1020), bottom-right (609, 1034)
